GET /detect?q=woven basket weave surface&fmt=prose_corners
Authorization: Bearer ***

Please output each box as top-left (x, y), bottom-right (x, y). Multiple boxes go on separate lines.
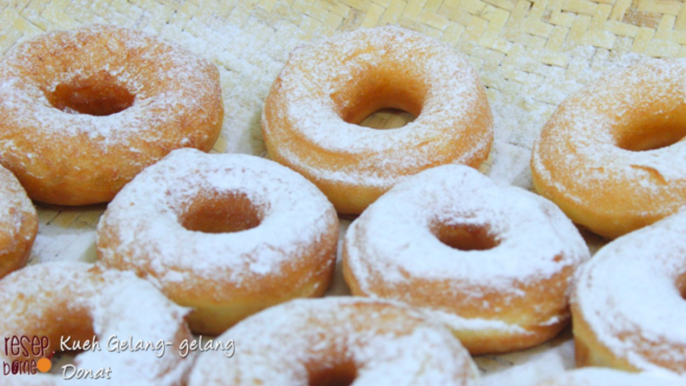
top-left (0, 0), bottom-right (679, 376)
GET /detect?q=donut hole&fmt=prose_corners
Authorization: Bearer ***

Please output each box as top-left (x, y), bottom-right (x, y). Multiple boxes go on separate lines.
top-left (432, 222), bottom-right (499, 251)
top-left (678, 273), bottom-right (686, 300)
top-left (6, 305), bottom-right (96, 364)
top-left (45, 72), bottom-right (134, 116)
top-left (614, 114), bottom-right (686, 151)
top-left (358, 108), bottom-right (417, 130)
top-left (46, 312), bottom-right (96, 361)
top-left (333, 72), bottom-right (424, 129)
top-left (307, 359), bottom-right (357, 386)
top-left (180, 191), bottom-right (261, 234)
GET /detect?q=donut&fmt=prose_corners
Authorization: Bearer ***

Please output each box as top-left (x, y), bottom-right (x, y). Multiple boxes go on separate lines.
top-left (0, 165), bottom-right (38, 279)
top-left (0, 262), bottom-right (193, 385)
top-left (343, 164), bottom-right (590, 354)
top-left (97, 148), bottom-right (339, 335)
top-left (535, 368), bottom-right (685, 386)
top-left (531, 59), bottom-right (686, 239)
top-left (0, 24), bottom-right (223, 206)
top-left (188, 297), bottom-right (479, 386)
top-left (262, 25), bottom-right (493, 215)
top-left (571, 209), bottom-right (686, 375)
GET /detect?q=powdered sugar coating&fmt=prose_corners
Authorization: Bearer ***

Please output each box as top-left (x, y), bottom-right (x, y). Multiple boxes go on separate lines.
top-left (188, 297), bottom-right (478, 386)
top-left (572, 210), bottom-right (686, 375)
top-left (344, 165), bottom-right (590, 340)
top-left (531, 59), bottom-right (686, 238)
top-left (537, 368), bottom-right (686, 386)
top-left (0, 24), bottom-right (223, 205)
top-left (0, 164), bottom-right (37, 280)
top-left (262, 25), bottom-right (492, 212)
top-left (97, 148), bottom-right (338, 332)
top-left (0, 165), bottom-right (37, 259)
top-left (0, 262), bottom-right (192, 386)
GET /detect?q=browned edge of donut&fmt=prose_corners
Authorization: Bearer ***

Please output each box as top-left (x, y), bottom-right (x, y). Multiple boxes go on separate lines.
top-left (342, 248), bottom-right (570, 355)
top-left (0, 26), bottom-right (224, 206)
top-left (0, 168), bottom-right (38, 279)
top-left (0, 216), bottom-right (37, 279)
top-left (571, 302), bottom-right (639, 372)
top-left (530, 167), bottom-right (661, 240)
top-left (183, 228), bottom-right (338, 336)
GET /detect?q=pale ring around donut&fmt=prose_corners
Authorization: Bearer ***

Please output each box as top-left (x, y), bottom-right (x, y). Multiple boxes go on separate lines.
top-left (262, 25), bottom-right (493, 215)
top-left (97, 148), bottom-right (339, 335)
top-left (344, 164), bottom-right (590, 354)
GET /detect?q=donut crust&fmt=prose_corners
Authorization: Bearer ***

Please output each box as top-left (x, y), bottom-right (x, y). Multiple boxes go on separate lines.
top-left (531, 59), bottom-right (686, 239)
top-left (0, 165), bottom-right (37, 278)
top-left (188, 298), bottom-right (479, 386)
top-left (571, 210), bottom-right (686, 375)
top-left (0, 262), bottom-right (193, 385)
top-left (343, 165), bottom-right (590, 354)
top-left (97, 149), bottom-right (339, 335)
top-left (0, 25), bottom-right (223, 205)
top-left (262, 26), bottom-right (492, 214)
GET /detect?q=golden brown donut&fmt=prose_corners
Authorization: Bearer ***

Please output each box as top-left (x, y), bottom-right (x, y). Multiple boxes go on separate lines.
top-left (0, 24), bottom-right (223, 205)
top-left (97, 149), bottom-right (339, 335)
top-left (531, 59), bottom-right (686, 239)
top-left (343, 165), bottom-right (590, 354)
top-left (0, 164), bottom-right (37, 279)
top-left (188, 297), bottom-right (479, 386)
top-left (572, 210), bottom-right (686, 376)
top-left (0, 262), bottom-right (193, 385)
top-left (262, 25), bottom-right (493, 214)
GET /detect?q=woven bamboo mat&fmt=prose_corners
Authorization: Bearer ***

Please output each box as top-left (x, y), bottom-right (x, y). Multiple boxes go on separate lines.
top-left (0, 0), bottom-right (682, 382)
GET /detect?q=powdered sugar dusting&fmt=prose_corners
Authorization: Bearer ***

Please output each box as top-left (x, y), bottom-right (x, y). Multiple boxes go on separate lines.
top-left (0, 262), bottom-right (192, 386)
top-left (0, 165), bottom-right (36, 256)
top-left (97, 148), bottom-right (337, 301)
top-left (572, 209), bottom-right (686, 375)
top-left (0, 7), bottom-right (676, 382)
top-left (0, 24), bottom-right (219, 146)
top-left (188, 297), bottom-right (478, 386)
top-left (485, 46), bottom-right (645, 190)
top-left (344, 164), bottom-right (589, 332)
top-left (153, 19), bottom-right (300, 155)
top-left (532, 59), bottom-right (686, 216)
top-left (263, 25), bottom-right (492, 189)
top-left (0, 24), bottom-right (222, 204)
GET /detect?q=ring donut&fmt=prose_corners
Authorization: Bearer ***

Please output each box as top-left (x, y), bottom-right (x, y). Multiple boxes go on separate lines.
top-left (531, 59), bottom-right (686, 239)
top-left (572, 209), bottom-right (686, 375)
top-left (343, 165), bottom-right (590, 354)
top-left (97, 148), bottom-right (339, 335)
top-left (0, 25), bottom-right (223, 205)
top-left (262, 25), bottom-right (493, 214)
top-left (0, 262), bottom-right (193, 385)
top-left (0, 165), bottom-right (37, 279)
top-left (188, 297), bottom-right (479, 386)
